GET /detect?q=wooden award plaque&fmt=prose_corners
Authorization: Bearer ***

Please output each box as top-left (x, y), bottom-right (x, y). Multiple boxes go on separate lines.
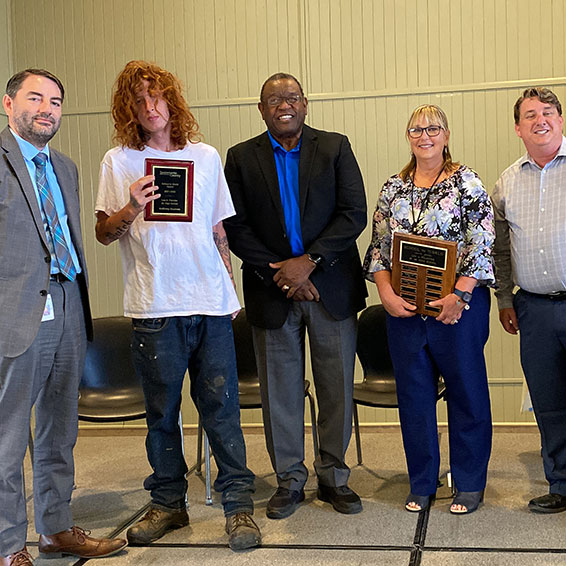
top-left (391, 232), bottom-right (458, 316)
top-left (144, 158), bottom-right (194, 222)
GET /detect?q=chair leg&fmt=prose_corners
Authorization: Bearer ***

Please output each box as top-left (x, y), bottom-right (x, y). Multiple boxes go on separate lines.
top-left (178, 411), bottom-right (185, 457)
top-left (23, 426), bottom-right (34, 501)
top-left (447, 470), bottom-right (454, 495)
top-left (196, 417), bottom-right (203, 476)
top-left (306, 388), bottom-right (319, 457)
top-left (353, 402), bottom-right (362, 465)
top-left (28, 426), bottom-right (35, 461)
top-left (204, 432), bottom-right (212, 505)
top-left (22, 464), bottom-right (26, 501)
top-left (436, 427), bottom-right (455, 495)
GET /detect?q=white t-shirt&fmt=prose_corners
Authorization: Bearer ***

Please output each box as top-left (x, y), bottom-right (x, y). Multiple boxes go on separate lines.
top-left (95, 142), bottom-right (240, 318)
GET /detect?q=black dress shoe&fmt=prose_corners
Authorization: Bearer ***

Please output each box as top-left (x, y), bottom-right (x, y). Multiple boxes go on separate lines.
top-left (528, 493), bottom-right (566, 514)
top-left (317, 484), bottom-right (362, 514)
top-left (266, 487), bottom-right (305, 519)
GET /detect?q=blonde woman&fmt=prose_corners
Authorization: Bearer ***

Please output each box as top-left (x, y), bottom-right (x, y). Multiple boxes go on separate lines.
top-left (363, 105), bottom-right (495, 514)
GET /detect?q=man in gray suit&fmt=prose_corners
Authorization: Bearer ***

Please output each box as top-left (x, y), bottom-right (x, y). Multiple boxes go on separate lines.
top-left (0, 69), bottom-right (127, 566)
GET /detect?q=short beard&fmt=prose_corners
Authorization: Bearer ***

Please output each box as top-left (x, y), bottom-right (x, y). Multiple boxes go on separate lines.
top-left (13, 112), bottom-right (60, 148)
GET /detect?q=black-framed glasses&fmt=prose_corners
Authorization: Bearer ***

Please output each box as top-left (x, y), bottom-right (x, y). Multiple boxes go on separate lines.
top-left (265, 94), bottom-right (303, 107)
top-left (407, 125), bottom-right (443, 139)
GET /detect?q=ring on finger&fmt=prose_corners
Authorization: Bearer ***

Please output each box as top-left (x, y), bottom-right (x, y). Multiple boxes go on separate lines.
top-left (282, 284), bottom-right (290, 292)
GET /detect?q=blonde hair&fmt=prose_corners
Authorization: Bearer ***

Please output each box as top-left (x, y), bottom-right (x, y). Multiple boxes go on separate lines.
top-left (111, 60), bottom-right (202, 150)
top-left (399, 104), bottom-right (459, 182)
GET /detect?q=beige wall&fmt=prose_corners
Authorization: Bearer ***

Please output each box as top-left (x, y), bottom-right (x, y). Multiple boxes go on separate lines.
top-left (5, 0), bottom-right (564, 425)
top-left (0, 0), bottom-right (12, 127)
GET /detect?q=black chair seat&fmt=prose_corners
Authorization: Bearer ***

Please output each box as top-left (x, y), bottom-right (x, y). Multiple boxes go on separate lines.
top-left (78, 389), bottom-right (146, 422)
top-left (353, 380), bottom-right (399, 408)
top-left (238, 377), bottom-right (314, 410)
top-left (237, 377), bottom-right (262, 408)
top-left (354, 304), bottom-right (446, 465)
top-left (79, 316), bottom-right (145, 423)
top-left (354, 376), bottom-right (446, 408)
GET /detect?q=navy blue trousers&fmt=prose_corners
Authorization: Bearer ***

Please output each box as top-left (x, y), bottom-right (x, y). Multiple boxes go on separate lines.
top-left (387, 287), bottom-right (492, 496)
top-left (514, 290), bottom-right (566, 495)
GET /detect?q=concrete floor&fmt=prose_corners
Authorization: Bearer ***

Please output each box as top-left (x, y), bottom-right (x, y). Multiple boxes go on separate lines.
top-left (20, 427), bottom-right (566, 566)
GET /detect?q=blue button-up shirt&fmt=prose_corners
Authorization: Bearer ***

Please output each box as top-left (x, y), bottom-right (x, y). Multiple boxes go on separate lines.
top-left (268, 131), bottom-right (304, 256)
top-left (11, 128), bottom-right (81, 275)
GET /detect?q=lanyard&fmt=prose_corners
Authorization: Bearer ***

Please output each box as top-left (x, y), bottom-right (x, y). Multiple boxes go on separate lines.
top-left (410, 168), bottom-right (444, 232)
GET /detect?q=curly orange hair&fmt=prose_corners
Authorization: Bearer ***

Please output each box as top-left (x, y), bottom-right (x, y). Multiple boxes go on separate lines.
top-left (111, 61), bottom-right (202, 150)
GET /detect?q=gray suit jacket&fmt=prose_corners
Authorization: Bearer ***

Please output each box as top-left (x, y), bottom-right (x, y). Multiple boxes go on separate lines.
top-left (0, 126), bottom-right (92, 358)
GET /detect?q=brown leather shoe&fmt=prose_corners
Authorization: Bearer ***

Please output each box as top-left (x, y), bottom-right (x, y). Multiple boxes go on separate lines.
top-left (0, 547), bottom-right (33, 566)
top-left (38, 526), bottom-right (127, 558)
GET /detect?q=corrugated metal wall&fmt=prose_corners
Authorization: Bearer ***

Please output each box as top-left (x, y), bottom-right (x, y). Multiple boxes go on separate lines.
top-left (5, 0), bottom-right (564, 425)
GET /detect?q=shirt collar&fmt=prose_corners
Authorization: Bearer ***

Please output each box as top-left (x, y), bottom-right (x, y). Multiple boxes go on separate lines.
top-left (267, 130), bottom-right (302, 153)
top-left (520, 135), bottom-right (566, 169)
top-left (10, 127), bottom-right (51, 163)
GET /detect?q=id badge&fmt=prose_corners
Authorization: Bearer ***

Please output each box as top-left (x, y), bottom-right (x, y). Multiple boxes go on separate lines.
top-left (41, 294), bottom-right (55, 322)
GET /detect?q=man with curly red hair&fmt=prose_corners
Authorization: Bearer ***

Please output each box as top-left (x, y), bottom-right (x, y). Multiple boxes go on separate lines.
top-left (95, 61), bottom-right (260, 551)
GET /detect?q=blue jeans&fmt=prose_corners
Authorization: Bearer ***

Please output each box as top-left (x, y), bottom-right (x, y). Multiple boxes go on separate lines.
top-left (131, 315), bottom-right (255, 516)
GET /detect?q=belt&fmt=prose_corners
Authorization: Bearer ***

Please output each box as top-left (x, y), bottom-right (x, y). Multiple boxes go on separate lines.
top-left (50, 273), bottom-right (68, 283)
top-left (520, 289), bottom-right (566, 301)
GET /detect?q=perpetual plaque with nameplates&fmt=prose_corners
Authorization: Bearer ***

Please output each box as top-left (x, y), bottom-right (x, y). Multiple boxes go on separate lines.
top-left (391, 232), bottom-right (457, 316)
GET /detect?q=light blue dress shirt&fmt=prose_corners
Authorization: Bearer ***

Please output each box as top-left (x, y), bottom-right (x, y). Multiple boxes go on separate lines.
top-left (11, 128), bottom-right (81, 275)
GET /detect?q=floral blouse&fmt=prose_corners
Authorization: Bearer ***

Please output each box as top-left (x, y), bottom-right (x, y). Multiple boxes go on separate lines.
top-left (363, 165), bottom-right (495, 285)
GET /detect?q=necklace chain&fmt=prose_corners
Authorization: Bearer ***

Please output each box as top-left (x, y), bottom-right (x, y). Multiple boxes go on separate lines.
top-left (410, 167), bottom-right (444, 231)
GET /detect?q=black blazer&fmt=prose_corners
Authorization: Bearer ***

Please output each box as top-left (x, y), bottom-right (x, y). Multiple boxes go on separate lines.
top-left (224, 124), bottom-right (368, 329)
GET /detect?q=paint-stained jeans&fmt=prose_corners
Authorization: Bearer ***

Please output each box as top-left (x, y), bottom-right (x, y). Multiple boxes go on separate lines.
top-left (131, 315), bottom-right (255, 515)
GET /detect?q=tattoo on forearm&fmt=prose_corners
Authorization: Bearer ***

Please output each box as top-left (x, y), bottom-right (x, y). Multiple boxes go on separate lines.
top-left (105, 218), bottom-right (133, 243)
top-left (129, 194), bottom-right (143, 209)
top-left (213, 231), bottom-right (235, 283)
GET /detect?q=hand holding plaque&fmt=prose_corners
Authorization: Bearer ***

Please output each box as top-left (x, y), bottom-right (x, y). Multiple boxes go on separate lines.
top-left (391, 232), bottom-right (457, 316)
top-left (144, 158), bottom-right (194, 222)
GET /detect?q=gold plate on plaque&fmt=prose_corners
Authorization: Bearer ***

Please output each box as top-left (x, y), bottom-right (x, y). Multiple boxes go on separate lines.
top-left (391, 232), bottom-right (457, 316)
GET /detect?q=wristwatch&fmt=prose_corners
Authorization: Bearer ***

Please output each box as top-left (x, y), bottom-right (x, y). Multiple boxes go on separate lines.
top-left (453, 288), bottom-right (473, 304)
top-left (307, 253), bottom-right (322, 266)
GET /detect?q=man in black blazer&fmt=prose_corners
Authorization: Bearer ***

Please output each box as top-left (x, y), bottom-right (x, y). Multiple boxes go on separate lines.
top-left (224, 73), bottom-right (367, 519)
top-left (0, 69), bottom-right (126, 566)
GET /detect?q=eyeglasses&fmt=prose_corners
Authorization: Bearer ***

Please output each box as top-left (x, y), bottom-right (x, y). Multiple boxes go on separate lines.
top-left (264, 94), bottom-right (303, 107)
top-left (407, 125), bottom-right (443, 139)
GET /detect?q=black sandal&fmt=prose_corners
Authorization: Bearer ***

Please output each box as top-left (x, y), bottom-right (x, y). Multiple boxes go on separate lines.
top-left (405, 493), bottom-right (434, 513)
top-left (450, 490), bottom-right (484, 514)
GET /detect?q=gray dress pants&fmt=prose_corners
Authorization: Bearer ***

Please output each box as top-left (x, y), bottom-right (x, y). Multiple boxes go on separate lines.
top-left (252, 301), bottom-right (357, 491)
top-left (0, 279), bottom-right (86, 556)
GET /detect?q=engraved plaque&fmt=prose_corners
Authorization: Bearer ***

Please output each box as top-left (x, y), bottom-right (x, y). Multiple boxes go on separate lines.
top-left (144, 158), bottom-right (194, 222)
top-left (391, 232), bottom-right (458, 316)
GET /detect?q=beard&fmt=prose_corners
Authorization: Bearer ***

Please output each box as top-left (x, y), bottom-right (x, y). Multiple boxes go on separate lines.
top-left (12, 111), bottom-right (60, 147)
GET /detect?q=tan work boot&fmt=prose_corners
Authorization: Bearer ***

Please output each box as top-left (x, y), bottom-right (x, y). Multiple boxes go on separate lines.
top-left (225, 512), bottom-right (261, 551)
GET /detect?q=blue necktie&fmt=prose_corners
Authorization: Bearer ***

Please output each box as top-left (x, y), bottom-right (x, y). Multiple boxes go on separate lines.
top-left (33, 153), bottom-right (76, 281)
